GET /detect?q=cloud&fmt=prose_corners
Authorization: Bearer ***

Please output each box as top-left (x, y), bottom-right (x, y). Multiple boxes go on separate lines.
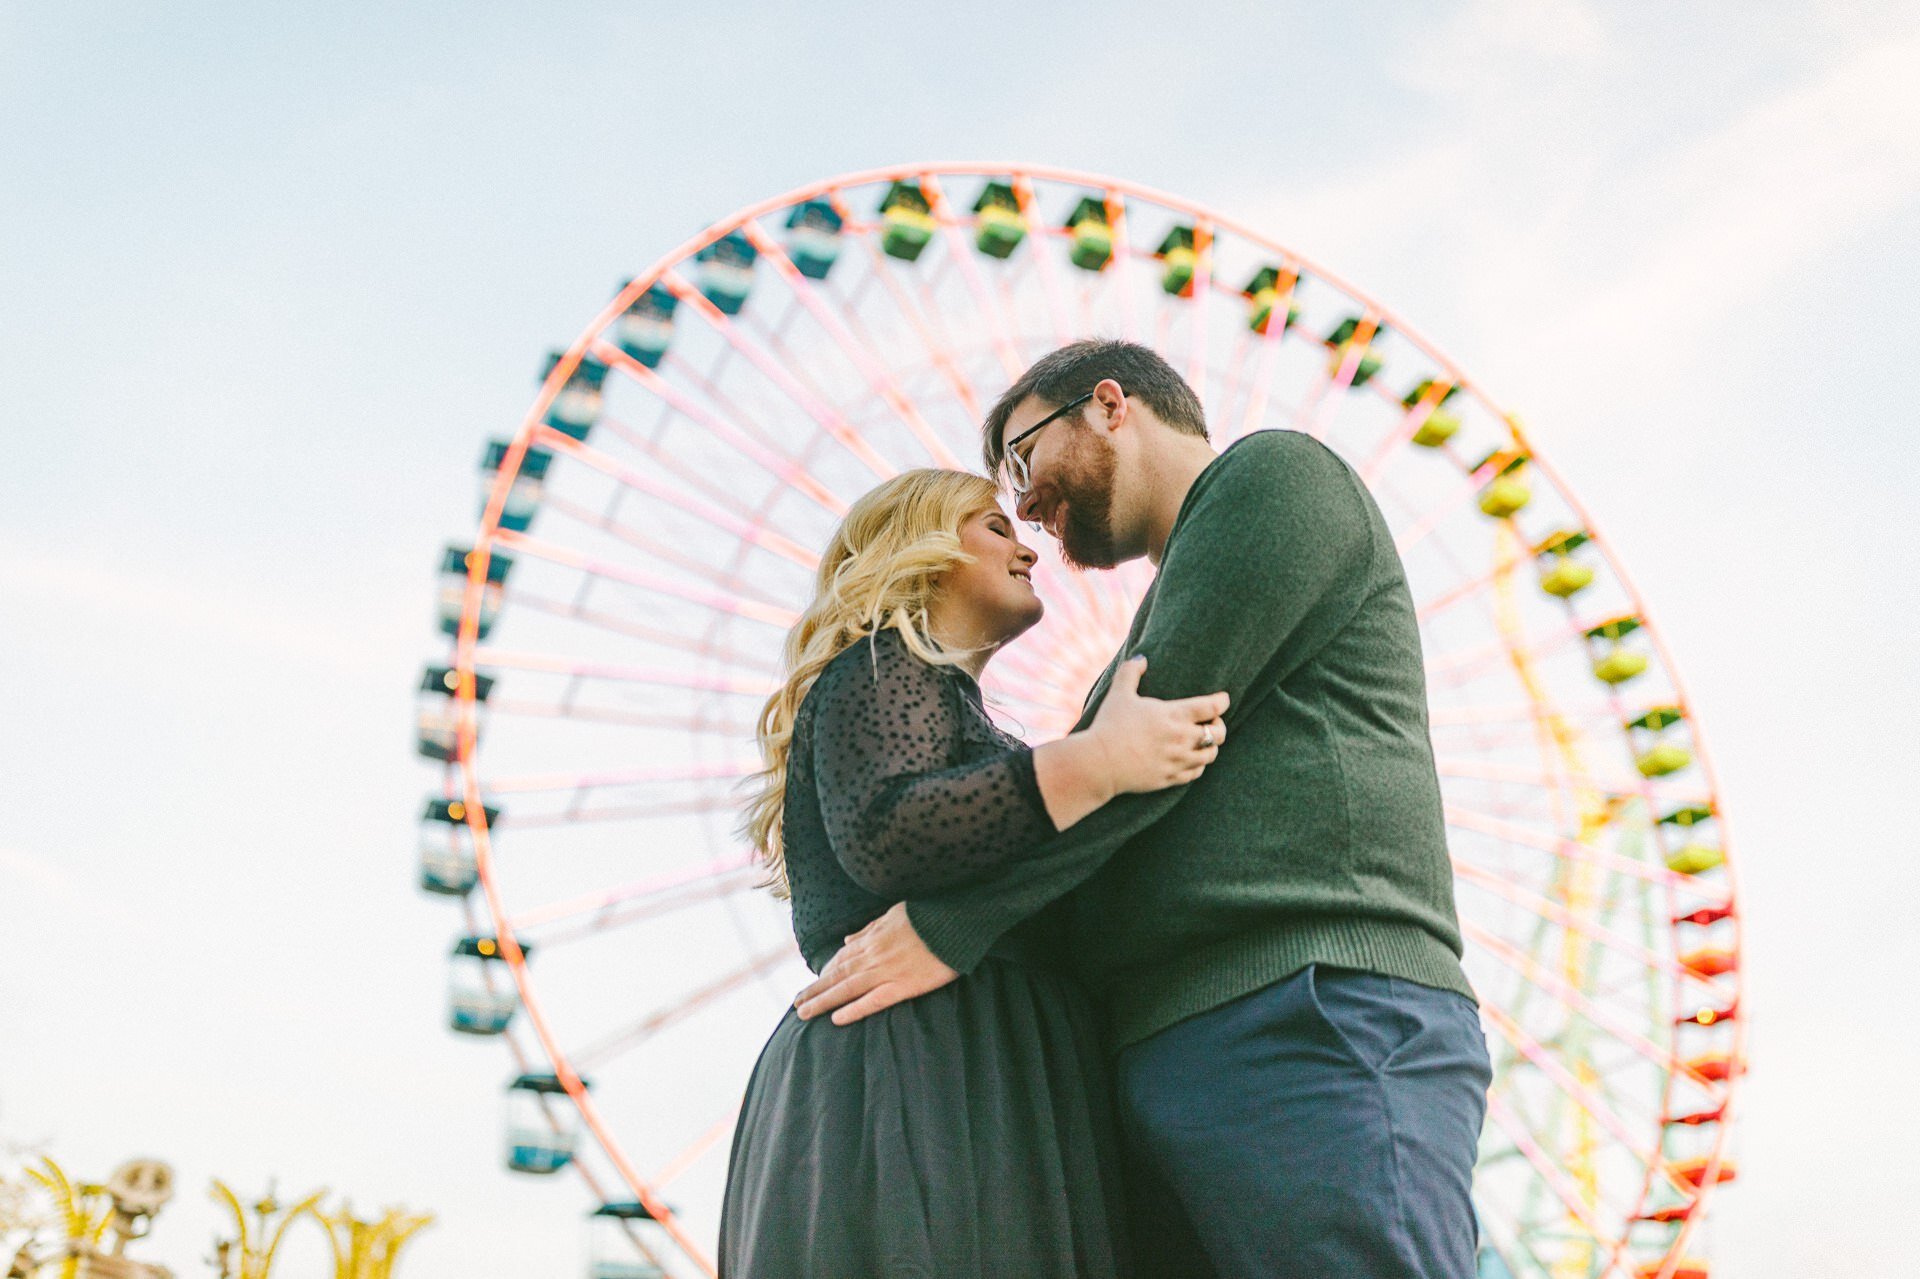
top-left (0, 542), bottom-right (400, 674)
top-left (1524, 33), bottom-right (1920, 369)
top-left (0, 843), bottom-right (140, 925)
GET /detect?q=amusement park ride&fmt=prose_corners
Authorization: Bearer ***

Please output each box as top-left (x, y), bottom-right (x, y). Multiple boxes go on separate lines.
top-left (412, 164), bottom-right (1745, 1279)
top-left (2, 1158), bottom-right (430, 1279)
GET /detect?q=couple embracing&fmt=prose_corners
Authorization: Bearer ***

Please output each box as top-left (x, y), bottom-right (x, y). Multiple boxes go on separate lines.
top-left (717, 340), bottom-right (1492, 1277)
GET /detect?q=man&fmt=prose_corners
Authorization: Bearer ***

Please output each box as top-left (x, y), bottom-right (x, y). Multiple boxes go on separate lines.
top-left (796, 339), bottom-right (1491, 1277)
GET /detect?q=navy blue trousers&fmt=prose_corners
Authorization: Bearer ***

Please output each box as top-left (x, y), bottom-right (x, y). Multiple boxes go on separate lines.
top-left (1114, 964), bottom-right (1491, 1278)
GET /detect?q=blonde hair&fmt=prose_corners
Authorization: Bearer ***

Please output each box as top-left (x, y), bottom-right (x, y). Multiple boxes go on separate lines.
top-left (743, 468), bottom-right (1002, 897)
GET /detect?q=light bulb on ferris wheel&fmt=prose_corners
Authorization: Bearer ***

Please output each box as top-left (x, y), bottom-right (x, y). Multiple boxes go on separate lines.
top-left (412, 163), bottom-right (1744, 1279)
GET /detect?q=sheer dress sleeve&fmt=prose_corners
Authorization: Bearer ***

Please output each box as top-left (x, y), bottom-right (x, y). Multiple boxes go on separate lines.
top-left (809, 632), bottom-right (1057, 899)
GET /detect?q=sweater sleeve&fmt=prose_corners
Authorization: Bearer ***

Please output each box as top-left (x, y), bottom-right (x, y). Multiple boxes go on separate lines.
top-left (810, 633), bottom-right (1058, 899)
top-left (905, 432), bottom-right (1376, 972)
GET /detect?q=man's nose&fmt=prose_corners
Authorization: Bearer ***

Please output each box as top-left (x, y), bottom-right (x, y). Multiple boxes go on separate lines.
top-left (1015, 487), bottom-right (1042, 523)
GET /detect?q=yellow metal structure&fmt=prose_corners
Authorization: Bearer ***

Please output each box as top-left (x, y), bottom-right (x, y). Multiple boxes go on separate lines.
top-left (209, 1183), bottom-right (431, 1279)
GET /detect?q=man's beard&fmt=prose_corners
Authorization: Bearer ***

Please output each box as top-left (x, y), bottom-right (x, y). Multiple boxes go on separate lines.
top-left (1054, 430), bottom-right (1120, 570)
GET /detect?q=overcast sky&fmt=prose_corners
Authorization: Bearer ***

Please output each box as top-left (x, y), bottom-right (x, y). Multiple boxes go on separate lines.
top-left (4, 2), bottom-right (1918, 1275)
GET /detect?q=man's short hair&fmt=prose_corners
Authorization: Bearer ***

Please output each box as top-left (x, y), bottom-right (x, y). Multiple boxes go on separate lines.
top-left (981, 339), bottom-right (1210, 473)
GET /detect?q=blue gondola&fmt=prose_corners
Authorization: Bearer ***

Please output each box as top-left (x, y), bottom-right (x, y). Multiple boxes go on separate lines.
top-left (588, 1202), bottom-right (670, 1279)
top-left (415, 665), bottom-right (494, 762)
top-left (695, 232), bottom-right (757, 315)
top-left (542, 352), bottom-right (608, 441)
top-left (480, 439), bottom-right (554, 533)
top-left (784, 200), bottom-right (844, 279)
top-left (505, 1073), bottom-right (588, 1174)
top-left (612, 283), bottom-right (678, 369)
top-left (436, 545), bottom-right (513, 640)
top-left (448, 935), bottom-right (525, 1035)
top-left (417, 798), bottom-right (499, 896)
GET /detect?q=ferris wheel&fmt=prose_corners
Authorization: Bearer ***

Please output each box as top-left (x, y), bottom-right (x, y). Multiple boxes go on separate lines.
top-left (412, 163), bottom-right (1744, 1279)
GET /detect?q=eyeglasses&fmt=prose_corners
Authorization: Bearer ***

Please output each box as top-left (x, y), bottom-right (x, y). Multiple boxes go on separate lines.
top-left (1001, 391), bottom-right (1095, 499)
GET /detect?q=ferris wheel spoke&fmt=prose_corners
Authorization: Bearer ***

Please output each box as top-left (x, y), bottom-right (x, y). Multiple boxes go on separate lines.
top-left (503, 589), bottom-right (781, 674)
top-left (1416, 563), bottom-right (1518, 624)
top-left (541, 409), bottom-right (775, 540)
top-left (1393, 452), bottom-right (1513, 557)
top-left (1010, 177), bottom-right (1074, 342)
top-left (591, 345), bottom-right (853, 519)
top-left (1181, 222), bottom-right (1215, 413)
top-left (530, 873), bottom-right (764, 950)
top-left (1479, 1004), bottom-right (1660, 1172)
top-left (839, 218), bottom-right (1002, 424)
top-left (1435, 757), bottom-right (1604, 790)
top-left (918, 174), bottom-right (1026, 381)
top-left (574, 411), bottom-right (826, 568)
top-left (491, 529), bottom-right (797, 630)
top-left (658, 270), bottom-right (898, 482)
top-left (1235, 307), bottom-right (1292, 444)
top-left (1465, 1182), bottom-right (1565, 1279)
top-left (570, 945), bottom-right (798, 1072)
top-left (483, 762), bottom-right (754, 796)
top-left (650, 1106), bottom-right (745, 1194)
top-left (1424, 619), bottom-right (1585, 681)
top-left (1454, 861), bottom-right (1701, 988)
top-left (1481, 1092), bottom-right (1621, 1253)
top-left (1429, 701), bottom-right (1622, 731)
top-left (736, 221), bottom-right (967, 470)
top-left (484, 697), bottom-right (754, 737)
top-left (509, 852), bottom-right (761, 933)
top-left (1447, 804), bottom-right (1716, 901)
top-left (499, 794), bottom-right (744, 830)
top-left (469, 646), bottom-right (774, 696)
top-left (1103, 194), bottom-right (1141, 341)
top-left (537, 490), bottom-right (800, 609)
top-left (1464, 920), bottom-right (1698, 1083)
top-left (1302, 311), bottom-right (1381, 442)
top-left (1357, 382), bottom-right (1453, 486)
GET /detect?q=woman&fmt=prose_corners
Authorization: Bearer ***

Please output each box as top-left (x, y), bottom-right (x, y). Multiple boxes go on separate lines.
top-left (720, 468), bottom-right (1228, 1278)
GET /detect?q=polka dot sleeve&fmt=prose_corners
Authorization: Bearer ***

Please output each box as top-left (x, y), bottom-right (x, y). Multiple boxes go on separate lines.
top-left (808, 631), bottom-right (1058, 899)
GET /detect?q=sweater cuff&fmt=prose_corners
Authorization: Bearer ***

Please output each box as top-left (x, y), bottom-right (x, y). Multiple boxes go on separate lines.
top-left (905, 899), bottom-right (1005, 975)
top-left (1005, 745), bottom-right (1060, 837)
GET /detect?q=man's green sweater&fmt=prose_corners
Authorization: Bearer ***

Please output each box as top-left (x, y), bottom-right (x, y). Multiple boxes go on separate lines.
top-left (906, 429), bottom-right (1474, 1050)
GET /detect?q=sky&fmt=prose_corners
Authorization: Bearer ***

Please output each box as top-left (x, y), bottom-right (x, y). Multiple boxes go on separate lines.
top-left (4, 1), bottom-right (1919, 1275)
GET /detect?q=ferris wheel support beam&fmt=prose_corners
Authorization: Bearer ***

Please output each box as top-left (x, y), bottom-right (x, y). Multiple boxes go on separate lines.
top-left (1183, 222), bottom-right (1215, 414)
top-left (1483, 1092), bottom-right (1618, 1253)
top-left (530, 875), bottom-right (763, 950)
top-left (491, 529), bottom-right (797, 630)
top-left (1463, 921), bottom-right (1721, 1091)
top-left (551, 419), bottom-right (821, 572)
top-left (661, 269), bottom-right (898, 482)
top-left (1454, 861), bottom-right (1718, 991)
top-left (509, 852), bottom-right (761, 933)
top-left (504, 587), bottom-right (782, 673)
top-left (591, 346), bottom-right (851, 519)
top-left (1479, 1002), bottom-right (1660, 1172)
top-left (737, 219), bottom-right (966, 471)
top-left (571, 946), bottom-right (798, 1072)
top-left (917, 174), bottom-right (1026, 382)
top-left (1447, 804), bottom-right (1720, 900)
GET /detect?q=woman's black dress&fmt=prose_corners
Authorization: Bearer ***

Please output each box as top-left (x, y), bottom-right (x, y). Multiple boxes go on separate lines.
top-left (718, 629), bottom-right (1132, 1278)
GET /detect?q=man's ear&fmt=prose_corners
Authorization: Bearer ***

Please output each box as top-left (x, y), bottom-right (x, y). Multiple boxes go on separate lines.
top-left (1092, 378), bottom-right (1127, 432)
